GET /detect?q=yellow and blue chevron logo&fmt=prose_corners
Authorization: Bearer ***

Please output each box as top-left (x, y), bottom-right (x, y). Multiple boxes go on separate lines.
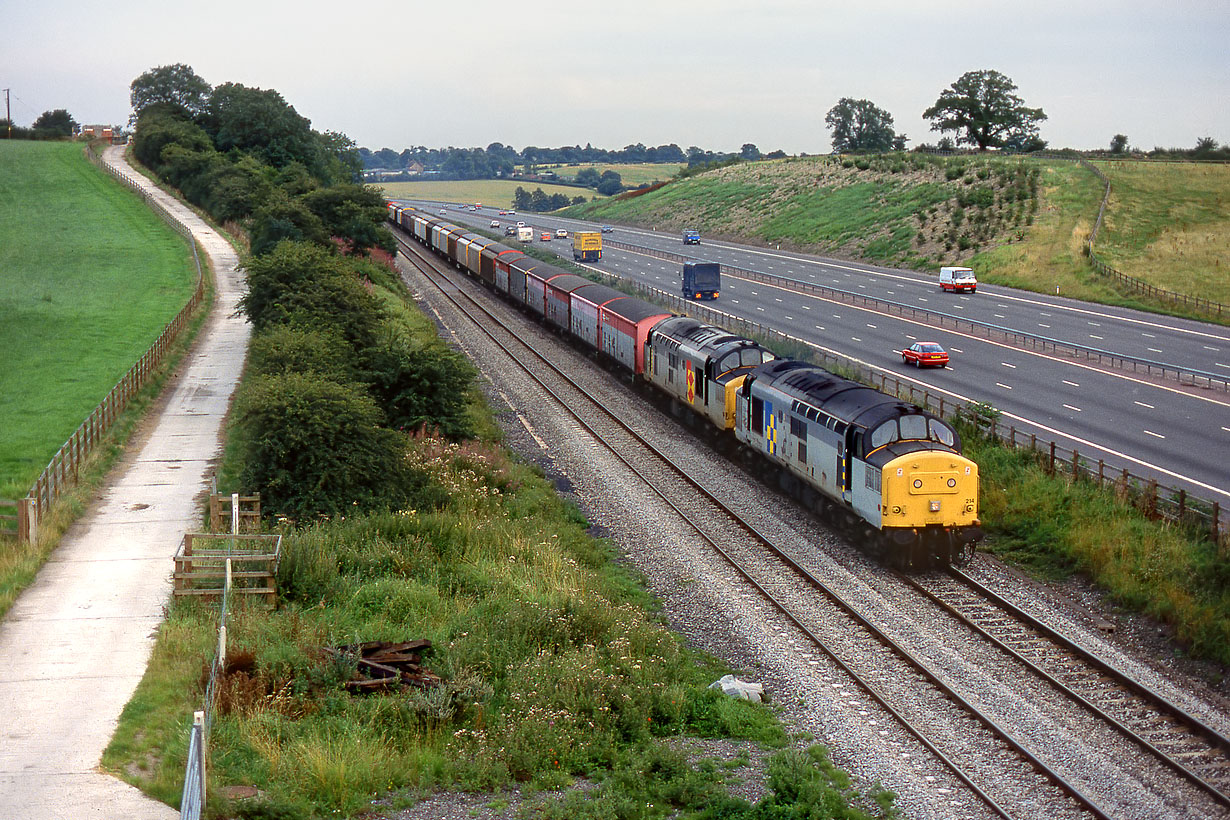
top-left (766, 403), bottom-right (777, 455)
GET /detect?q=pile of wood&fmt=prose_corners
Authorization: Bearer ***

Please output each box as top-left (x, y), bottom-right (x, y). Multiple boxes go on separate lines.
top-left (328, 639), bottom-right (441, 693)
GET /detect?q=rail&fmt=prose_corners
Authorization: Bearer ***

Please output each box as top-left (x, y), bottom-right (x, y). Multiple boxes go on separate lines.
top-left (605, 238), bottom-right (1230, 391)
top-left (0, 147), bottom-right (206, 543)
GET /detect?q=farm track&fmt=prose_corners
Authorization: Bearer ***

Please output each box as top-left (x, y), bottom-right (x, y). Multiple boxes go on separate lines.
top-left (394, 231), bottom-right (1143, 820)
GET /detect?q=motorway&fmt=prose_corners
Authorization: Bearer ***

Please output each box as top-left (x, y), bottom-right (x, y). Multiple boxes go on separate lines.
top-left (395, 200), bottom-right (1230, 506)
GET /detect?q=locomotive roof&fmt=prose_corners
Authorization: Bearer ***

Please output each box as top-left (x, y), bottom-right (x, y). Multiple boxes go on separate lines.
top-left (753, 359), bottom-right (929, 428)
top-left (653, 316), bottom-right (744, 347)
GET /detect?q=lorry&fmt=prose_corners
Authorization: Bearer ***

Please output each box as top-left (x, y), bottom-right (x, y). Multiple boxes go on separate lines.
top-left (939, 266), bottom-right (977, 293)
top-left (682, 230), bottom-right (701, 245)
top-left (682, 261), bottom-right (720, 300)
top-left (517, 226), bottom-right (534, 243)
top-left (572, 231), bottom-right (602, 262)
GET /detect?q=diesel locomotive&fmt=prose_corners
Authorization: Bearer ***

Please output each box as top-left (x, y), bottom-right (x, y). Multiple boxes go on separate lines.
top-left (388, 203), bottom-right (982, 567)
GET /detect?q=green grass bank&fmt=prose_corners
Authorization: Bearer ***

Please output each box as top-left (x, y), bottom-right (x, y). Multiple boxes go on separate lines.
top-left (0, 140), bottom-right (198, 498)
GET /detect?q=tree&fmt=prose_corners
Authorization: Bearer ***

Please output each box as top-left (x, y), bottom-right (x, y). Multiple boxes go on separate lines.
top-left (825, 98), bottom-right (899, 153)
top-left (1110, 134), bottom-right (1129, 154)
top-left (201, 83), bottom-right (317, 170)
top-left (1194, 137), bottom-right (1220, 158)
top-left (130, 64), bottom-right (211, 121)
top-left (596, 170), bottom-right (623, 196)
top-left (923, 70), bottom-right (1047, 151)
top-left (740, 143), bottom-right (761, 161)
top-left (32, 109), bottom-right (77, 138)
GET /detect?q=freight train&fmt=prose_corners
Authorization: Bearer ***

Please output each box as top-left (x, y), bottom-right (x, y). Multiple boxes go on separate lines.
top-left (388, 203), bottom-right (982, 567)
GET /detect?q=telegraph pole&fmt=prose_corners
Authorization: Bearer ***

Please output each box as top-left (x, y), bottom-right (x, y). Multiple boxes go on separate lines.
top-left (4, 89), bottom-right (10, 139)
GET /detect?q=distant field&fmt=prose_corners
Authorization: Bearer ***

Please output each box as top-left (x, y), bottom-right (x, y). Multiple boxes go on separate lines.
top-left (378, 179), bottom-right (604, 208)
top-left (531, 162), bottom-right (685, 187)
top-left (1089, 160), bottom-right (1230, 307)
top-left (0, 141), bottom-right (197, 497)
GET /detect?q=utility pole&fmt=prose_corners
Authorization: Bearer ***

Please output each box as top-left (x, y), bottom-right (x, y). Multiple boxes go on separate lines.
top-left (4, 89), bottom-right (10, 139)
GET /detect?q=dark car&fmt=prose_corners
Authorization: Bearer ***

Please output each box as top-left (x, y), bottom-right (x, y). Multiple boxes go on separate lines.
top-left (601, 225), bottom-right (613, 233)
top-left (901, 342), bottom-right (949, 368)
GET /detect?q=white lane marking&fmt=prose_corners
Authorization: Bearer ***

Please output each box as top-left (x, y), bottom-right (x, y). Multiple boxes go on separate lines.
top-left (905, 334), bottom-right (917, 340)
top-left (1063, 404), bottom-right (1082, 412)
top-left (786, 316), bottom-right (794, 320)
top-left (950, 347), bottom-right (963, 353)
top-left (1223, 426), bottom-right (1230, 433)
top-left (994, 314), bottom-right (1006, 318)
top-left (1090, 334), bottom-right (1104, 340)
top-left (851, 337), bottom-right (862, 342)
top-left (1039, 323), bottom-right (1051, 328)
top-left (1063, 380), bottom-right (1080, 387)
top-left (866, 323), bottom-right (877, 329)
top-left (802, 305), bottom-right (811, 310)
top-left (996, 382), bottom-right (1013, 389)
top-left (1001, 362), bottom-right (1017, 368)
top-left (1089, 321), bottom-right (1101, 327)
top-left (1135, 401), bottom-right (1155, 409)
top-left (1206, 345), bottom-right (1220, 351)
top-left (1144, 430), bottom-right (1166, 439)
top-left (1142, 333), bottom-right (1155, 338)
top-left (1148, 348), bottom-right (1163, 353)
top-left (815, 325), bottom-right (825, 330)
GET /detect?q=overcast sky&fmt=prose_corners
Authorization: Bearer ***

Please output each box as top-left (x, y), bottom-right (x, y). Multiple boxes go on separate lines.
top-left (4, 0), bottom-right (1227, 155)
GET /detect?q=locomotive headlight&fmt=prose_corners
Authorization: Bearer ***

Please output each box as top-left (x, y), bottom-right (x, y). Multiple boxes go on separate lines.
top-left (892, 505), bottom-right (902, 514)
top-left (947, 478), bottom-right (957, 487)
top-left (913, 479), bottom-right (923, 488)
top-left (965, 503), bottom-right (975, 513)
top-left (929, 500), bottom-right (941, 512)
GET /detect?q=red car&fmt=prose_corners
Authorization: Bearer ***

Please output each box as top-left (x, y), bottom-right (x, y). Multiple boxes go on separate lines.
top-left (902, 341), bottom-right (949, 368)
top-left (540, 232), bottom-right (552, 241)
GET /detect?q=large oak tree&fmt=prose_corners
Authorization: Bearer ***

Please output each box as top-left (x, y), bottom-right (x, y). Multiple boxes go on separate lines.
top-left (923, 70), bottom-right (1046, 151)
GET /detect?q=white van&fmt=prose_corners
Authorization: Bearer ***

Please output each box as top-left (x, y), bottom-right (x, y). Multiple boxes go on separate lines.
top-left (939, 266), bottom-right (977, 293)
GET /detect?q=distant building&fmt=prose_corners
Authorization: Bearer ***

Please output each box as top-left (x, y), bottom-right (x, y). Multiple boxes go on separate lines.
top-left (80, 124), bottom-right (115, 140)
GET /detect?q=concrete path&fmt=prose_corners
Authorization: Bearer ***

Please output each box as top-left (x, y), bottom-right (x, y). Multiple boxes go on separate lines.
top-left (0, 146), bottom-right (249, 819)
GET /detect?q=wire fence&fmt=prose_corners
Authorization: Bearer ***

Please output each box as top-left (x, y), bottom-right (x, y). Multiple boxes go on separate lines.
top-left (1076, 158), bottom-right (1227, 321)
top-left (0, 146), bottom-right (205, 543)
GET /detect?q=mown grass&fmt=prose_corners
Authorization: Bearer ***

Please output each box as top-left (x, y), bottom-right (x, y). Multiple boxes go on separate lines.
top-left (0, 140), bottom-right (199, 498)
top-left (957, 418), bottom-right (1230, 667)
top-left (1088, 161), bottom-right (1230, 307)
top-left (377, 179), bottom-right (605, 209)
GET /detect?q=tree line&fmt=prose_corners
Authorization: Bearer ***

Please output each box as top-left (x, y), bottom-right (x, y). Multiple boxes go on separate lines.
top-left (128, 63), bottom-right (391, 257)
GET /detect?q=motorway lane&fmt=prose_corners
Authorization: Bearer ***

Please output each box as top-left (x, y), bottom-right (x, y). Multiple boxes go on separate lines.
top-left (462, 203), bottom-right (1230, 374)
top-left (397, 201), bottom-right (1230, 500)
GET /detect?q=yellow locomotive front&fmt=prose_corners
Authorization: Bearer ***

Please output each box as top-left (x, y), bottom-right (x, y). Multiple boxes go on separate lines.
top-left (878, 449), bottom-right (981, 566)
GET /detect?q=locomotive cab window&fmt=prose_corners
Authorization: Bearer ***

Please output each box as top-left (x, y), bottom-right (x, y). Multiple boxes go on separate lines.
top-left (869, 421), bottom-right (897, 450)
top-left (929, 419), bottom-right (955, 447)
top-left (899, 415), bottom-right (928, 441)
top-left (791, 416), bottom-right (808, 463)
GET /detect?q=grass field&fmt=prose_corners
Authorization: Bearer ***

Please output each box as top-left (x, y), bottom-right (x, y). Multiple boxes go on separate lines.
top-left (377, 179), bottom-right (605, 208)
top-left (1089, 160), bottom-right (1230, 307)
top-left (0, 141), bottom-right (198, 498)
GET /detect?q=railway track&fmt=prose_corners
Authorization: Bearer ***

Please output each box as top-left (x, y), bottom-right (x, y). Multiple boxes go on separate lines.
top-left (393, 232), bottom-right (1148, 819)
top-left (899, 567), bottom-right (1230, 808)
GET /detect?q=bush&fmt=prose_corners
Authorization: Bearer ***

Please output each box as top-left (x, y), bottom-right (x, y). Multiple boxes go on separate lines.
top-left (359, 331), bottom-right (477, 438)
top-left (241, 241), bottom-right (386, 349)
top-left (236, 372), bottom-right (426, 520)
top-left (247, 325), bottom-right (356, 382)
